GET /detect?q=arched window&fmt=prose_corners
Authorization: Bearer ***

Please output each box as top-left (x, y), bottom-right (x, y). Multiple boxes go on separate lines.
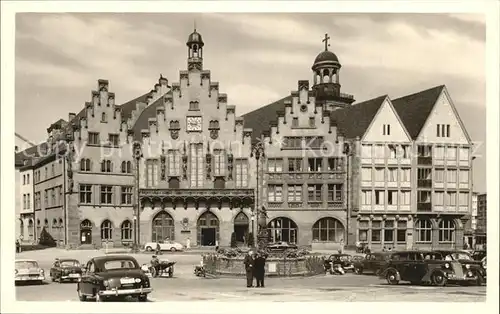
top-left (152, 211), bottom-right (175, 242)
top-left (101, 160), bottom-right (112, 172)
top-left (416, 219), bottom-right (432, 243)
top-left (36, 219), bottom-right (41, 239)
top-left (100, 220), bottom-right (113, 240)
top-left (28, 219), bottom-right (33, 239)
top-left (121, 161), bottom-right (132, 173)
top-left (80, 158), bottom-right (91, 171)
top-left (312, 217), bottom-right (345, 242)
top-left (52, 218), bottom-right (58, 233)
top-left (44, 218), bottom-right (49, 229)
top-left (439, 219), bottom-right (455, 243)
top-left (322, 69), bottom-right (330, 83)
top-left (268, 217), bottom-right (298, 244)
top-left (81, 219), bottom-right (92, 230)
top-left (20, 219), bottom-right (24, 237)
top-left (101, 112), bottom-right (107, 123)
top-left (80, 219), bottom-right (92, 244)
top-left (59, 218), bottom-right (63, 228)
top-left (121, 220), bottom-right (133, 241)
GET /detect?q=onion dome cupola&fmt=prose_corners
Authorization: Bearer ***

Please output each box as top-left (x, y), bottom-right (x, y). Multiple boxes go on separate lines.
top-left (187, 28), bottom-right (204, 71)
top-left (311, 33), bottom-right (355, 108)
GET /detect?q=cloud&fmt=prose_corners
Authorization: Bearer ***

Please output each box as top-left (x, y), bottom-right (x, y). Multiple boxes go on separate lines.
top-left (224, 84), bottom-right (282, 114)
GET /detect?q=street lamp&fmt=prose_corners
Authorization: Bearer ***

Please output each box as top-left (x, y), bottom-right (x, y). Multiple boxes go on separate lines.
top-left (133, 142), bottom-right (143, 253)
top-left (343, 142), bottom-right (352, 249)
top-left (250, 213), bottom-right (255, 247)
top-left (250, 144), bottom-right (265, 249)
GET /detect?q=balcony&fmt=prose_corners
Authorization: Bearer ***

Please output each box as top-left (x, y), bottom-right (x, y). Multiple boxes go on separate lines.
top-left (327, 200), bottom-right (344, 209)
top-left (417, 202), bottom-right (432, 212)
top-left (418, 156), bottom-right (432, 165)
top-left (417, 179), bottom-right (432, 188)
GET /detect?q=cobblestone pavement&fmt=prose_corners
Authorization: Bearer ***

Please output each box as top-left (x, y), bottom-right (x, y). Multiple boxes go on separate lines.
top-left (14, 249), bottom-right (486, 302)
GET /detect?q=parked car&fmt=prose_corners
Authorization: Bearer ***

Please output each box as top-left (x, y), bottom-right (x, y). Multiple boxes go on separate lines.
top-left (77, 255), bottom-right (152, 302)
top-left (144, 240), bottom-right (184, 252)
top-left (380, 250), bottom-right (477, 286)
top-left (431, 250), bottom-right (486, 285)
top-left (267, 241), bottom-right (298, 252)
top-left (15, 259), bottom-right (45, 284)
top-left (50, 258), bottom-right (83, 283)
top-left (324, 254), bottom-right (355, 274)
top-left (471, 250), bottom-right (486, 261)
top-left (353, 252), bottom-right (391, 275)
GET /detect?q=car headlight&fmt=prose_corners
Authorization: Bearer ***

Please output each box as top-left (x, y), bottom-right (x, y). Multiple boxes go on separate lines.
top-left (135, 278), bottom-right (141, 283)
top-left (465, 264), bottom-right (470, 269)
top-left (39, 269), bottom-right (44, 274)
top-left (444, 263), bottom-right (450, 269)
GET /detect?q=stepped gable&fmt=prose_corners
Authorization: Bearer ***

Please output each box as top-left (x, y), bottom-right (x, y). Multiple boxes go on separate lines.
top-left (241, 95), bottom-right (293, 142)
top-left (392, 85), bottom-right (444, 139)
top-left (329, 95), bottom-right (387, 139)
top-left (130, 92), bottom-right (171, 141)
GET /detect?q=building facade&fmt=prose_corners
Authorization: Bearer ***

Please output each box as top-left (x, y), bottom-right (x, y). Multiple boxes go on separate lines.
top-left (15, 29), bottom-right (476, 250)
top-left (475, 193), bottom-right (487, 247)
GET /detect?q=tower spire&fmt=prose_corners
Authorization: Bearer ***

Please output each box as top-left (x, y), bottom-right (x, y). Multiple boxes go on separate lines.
top-left (322, 33), bottom-right (331, 51)
top-left (194, 20), bottom-right (197, 32)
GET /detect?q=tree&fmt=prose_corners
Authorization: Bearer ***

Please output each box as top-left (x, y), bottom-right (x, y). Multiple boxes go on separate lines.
top-left (230, 232), bottom-right (237, 248)
top-left (38, 227), bottom-right (57, 247)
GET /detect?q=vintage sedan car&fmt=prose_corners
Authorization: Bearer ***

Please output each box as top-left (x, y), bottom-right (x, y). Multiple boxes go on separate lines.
top-left (431, 250), bottom-right (486, 285)
top-left (50, 258), bottom-right (83, 283)
top-left (471, 250), bottom-right (486, 261)
top-left (77, 255), bottom-right (152, 302)
top-left (353, 252), bottom-right (391, 275)
top-left (324, 254), bottom-right (355, 273)
top-left (144, 240), bottom-right (184, 252)
top-left (380, 250), bottom-right (477, 286)
top-left (267, 241), bottom-right (298, 252)
top-left (15, 259), bottom-right (45, 284)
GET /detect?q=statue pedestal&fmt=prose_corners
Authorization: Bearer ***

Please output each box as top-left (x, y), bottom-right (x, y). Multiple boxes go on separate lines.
top-left (257, 230), bottom-right (269, 251)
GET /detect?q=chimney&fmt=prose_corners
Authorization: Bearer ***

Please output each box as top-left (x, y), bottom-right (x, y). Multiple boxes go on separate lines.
top-left (68, 112), bottom-right (76, 121)
top-left (15, 145), bottom-right (19, 153)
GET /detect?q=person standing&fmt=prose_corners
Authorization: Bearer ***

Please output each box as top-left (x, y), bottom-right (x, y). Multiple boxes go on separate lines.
top-left (244, 250), bottom-right (255, 287)
top-left (254, 251), bottom-right (267, 288)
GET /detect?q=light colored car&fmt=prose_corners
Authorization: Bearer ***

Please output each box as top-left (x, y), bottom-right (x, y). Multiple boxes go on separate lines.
top-left (144, 240), bottom-right (184, 252)
top-left (15, 259), bottom-right (45, 284)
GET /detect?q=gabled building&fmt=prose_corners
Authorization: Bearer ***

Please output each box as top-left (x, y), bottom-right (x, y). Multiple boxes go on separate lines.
top-left (14, 29), bottom-right (475, 250)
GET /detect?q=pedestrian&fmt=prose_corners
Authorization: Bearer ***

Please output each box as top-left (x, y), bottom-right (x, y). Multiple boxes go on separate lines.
top-left (15, 239), bottom-right (20, 253)
top-left (155, 242), bottom-right (161, 255)
top-left (244, 250), bottom-right (255, 288)
top-left (339, 239), bottom-right (344, 254)
top-left (215, 239), bottom-right (219, 251)
top-left (186, 237), bottom-right (191, 250)
top-left (254, 251), bottom-right (267, 288)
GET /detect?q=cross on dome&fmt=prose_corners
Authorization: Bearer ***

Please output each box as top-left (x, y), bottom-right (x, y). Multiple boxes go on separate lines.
top-left (322, 33), bottom-right (331, 51)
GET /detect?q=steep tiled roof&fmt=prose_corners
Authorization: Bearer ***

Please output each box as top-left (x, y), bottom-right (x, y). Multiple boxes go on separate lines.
top-left (329, 95), bottom-right (387, 139)
top-left (241, 95), bottom-right (292, 141)
top-left (131, 96), bottom-right (166, 141)
top-left (392, 85), bottom-right (444, 139)
top-left (120, 92), bottom-right (150, 122)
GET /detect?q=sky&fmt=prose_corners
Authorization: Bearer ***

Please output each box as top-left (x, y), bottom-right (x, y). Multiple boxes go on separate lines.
top-left (14, 13), bottom-right (486, 192)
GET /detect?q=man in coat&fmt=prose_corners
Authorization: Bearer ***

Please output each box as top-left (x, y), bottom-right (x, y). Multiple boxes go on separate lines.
top-left (254, 251), bottom-right (267, 288)
top-left (244, 250), bottom-right (255, 287)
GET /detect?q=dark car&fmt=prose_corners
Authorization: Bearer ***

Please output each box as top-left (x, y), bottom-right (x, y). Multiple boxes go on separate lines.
top-left (77, 255), bottom-right (152, 302)
top-left (432, 250), bottom-right (486, 285)
top-left (267, 241), bottom-right (298, 252)
top-left (353, 252), bottom-right (391, 275)
top-left (50, 258), bottom-right (83, 283)
top-left (324, 254), bottom-right (355, 273)
top-left (380, 250), bottom-right (477, 286)
top-left (471, 250), bottom-right (486, 261)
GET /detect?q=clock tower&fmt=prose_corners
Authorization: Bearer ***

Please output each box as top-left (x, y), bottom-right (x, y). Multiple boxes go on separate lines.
top-left (187, 28), bottom-right (204, 72)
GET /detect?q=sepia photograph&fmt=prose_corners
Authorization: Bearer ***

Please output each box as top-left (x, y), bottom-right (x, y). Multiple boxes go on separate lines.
top-left (1, 1), bottom-right (499, 313)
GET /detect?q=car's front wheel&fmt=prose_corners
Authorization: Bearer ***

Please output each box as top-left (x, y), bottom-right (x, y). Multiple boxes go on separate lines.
top-left (170, 247), bottom-right (177, 252)
top-left (145, 246), bottom-right (153, 252)
top-left (138, 295), bottom-right (148, 302)
top-left (386, 270), bottom-right (399, 285)
top-left (431, 271), bottom-right (447, 286)
top-left (354, 267), bottom-right (363, 274)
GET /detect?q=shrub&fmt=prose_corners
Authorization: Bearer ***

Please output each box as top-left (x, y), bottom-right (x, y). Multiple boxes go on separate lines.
top-left (230, 232), bottom-right (237, 248)
top-left (38, 227), bottom-right (57, 247)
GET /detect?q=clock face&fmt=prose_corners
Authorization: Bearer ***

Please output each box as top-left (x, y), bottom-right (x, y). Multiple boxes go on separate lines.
top-left (186, 116), bottom-right (202, 132)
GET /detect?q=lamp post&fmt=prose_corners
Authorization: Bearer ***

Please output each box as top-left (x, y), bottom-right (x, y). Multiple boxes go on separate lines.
top-left (343, 142), bottom-right (352, 249)
top-left (133, 214), bottom-right (137, 250)
top-left (133, 142), bottom-right (143, 253)
top-left (250, 213), bottom-right (255, 246)
top-left (250, 144), bottom-right (265, 249)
